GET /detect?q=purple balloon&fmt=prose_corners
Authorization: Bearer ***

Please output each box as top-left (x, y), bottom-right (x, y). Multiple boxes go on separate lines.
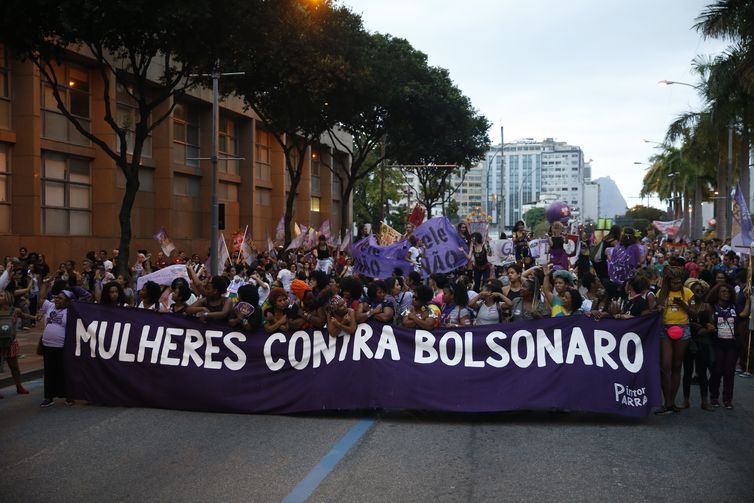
top-left (546, 201), bottom-right (571, 224)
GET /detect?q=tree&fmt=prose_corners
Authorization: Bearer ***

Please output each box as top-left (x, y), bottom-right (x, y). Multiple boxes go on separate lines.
top-left (352, 166), bottom-right (403, 231)
top-left (228, 0), bottom-right (370, 244)
top-left (624, 205), bottom-right (667, 222)
top-left (446, 199), bottom-right (460, 222)
top-left (0, 0), bottom-right (239, 274)
top-left (523, 207), bottom-right (546, 230)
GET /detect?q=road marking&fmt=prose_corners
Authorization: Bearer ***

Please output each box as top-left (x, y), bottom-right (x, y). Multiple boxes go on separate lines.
top-left (282, 418), bottom-right (375, 503)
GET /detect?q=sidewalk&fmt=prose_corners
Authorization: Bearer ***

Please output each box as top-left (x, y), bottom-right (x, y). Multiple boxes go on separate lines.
top-left (0, 326), bottom-right (44, 387)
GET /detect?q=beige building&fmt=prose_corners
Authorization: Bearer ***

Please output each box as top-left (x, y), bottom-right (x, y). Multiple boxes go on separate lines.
top-left (0, 45), bottom-right (352, 266)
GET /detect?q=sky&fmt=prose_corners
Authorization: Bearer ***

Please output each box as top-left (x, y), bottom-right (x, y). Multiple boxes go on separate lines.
top-left (342, 0), bottom-right (729, 209)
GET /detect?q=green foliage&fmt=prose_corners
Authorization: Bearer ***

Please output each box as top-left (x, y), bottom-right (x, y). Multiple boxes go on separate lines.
top-left (624, 205), bottom-right (666, 222)
top-left (446, 199), bottom-right (460, 221)
top-left (353, 167), bottom-right (404, 230)
top-left (533, 221), bottom-right (549, 238)
top-left (524, 207), bottom-right (546, 230)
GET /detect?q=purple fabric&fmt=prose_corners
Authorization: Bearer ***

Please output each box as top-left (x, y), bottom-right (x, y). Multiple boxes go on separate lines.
top-left (352, 217), bottom-right (469, 279)
top-left (608, 243), bottom-right (642, 284)
top-left (64, 303), bottom-right (662, 417)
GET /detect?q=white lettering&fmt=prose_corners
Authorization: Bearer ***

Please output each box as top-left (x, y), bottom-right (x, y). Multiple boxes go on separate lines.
top-left (464, 331), bottom-right (484, 368)
top-left (536, 329), bottom-right (563, 367)
top-left (118, 323), bottom-right (135, 362)
top-left (203, 330), bottom-right (224, 369)
top-left (288, 331), bottom-right (311, 370)
top-left (75, 319), bottom-right (97, 357)
top-left (312, 331), bottom-right (337, 368)
top-left (511, 330), bottom-right (535, 368)
top-left (485, 331), bottom-right (510, 368)
top-left (374, 326), bottom-right (400, 361)
top-left (594, 330), bottom-right (619, 369)
top-left (264, 332), bottom-right (286, 371)
top-left (353, 324), bottom-right (374, 361)
top-left (137, 325), bottom-right (163, 364)
top-left (338, 333), bottom-right (352, 362)
top-left (565, 328), bottom-right (593, 366)
top-left (159, 328), bottom-right (182, 366)
top-left (98, 322), bottom-right (120, 360)
top-left (614, 383), bottom-right (625, 402)
top-left (619, 332), bottom-right (643, 373)
top-left (414, 330), bottom-right (437, 364)
top-left (181, 329), bottom-right (204, 367)
top-left (223, 332), bottom-right (246, 371)
top-left (439, 332), bottom-right (463, 366)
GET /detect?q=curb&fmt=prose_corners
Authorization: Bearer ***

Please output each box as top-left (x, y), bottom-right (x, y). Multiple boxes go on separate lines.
top-left (0, 368), bottom-right (44, 389)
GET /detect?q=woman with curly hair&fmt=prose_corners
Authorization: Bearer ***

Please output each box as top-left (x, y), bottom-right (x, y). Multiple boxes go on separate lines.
top-left (655, 266), bottom-right (694, 415)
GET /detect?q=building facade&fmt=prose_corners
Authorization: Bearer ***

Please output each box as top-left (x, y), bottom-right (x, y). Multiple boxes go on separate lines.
top-left (0, 46), bottom-right (352, 266)
top-left (501, 138), bottom-right (588, 229)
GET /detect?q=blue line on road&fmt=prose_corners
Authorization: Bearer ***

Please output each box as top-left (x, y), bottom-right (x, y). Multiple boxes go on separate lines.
top-left (282, 418), bottom-right (375, 503)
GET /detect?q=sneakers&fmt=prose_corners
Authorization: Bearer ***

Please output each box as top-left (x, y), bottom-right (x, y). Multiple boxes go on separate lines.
top-left (40, 399), bottom-right (54, 408)
top-left (724, 401), bottom-right (733, 410)
top-left (710, 399), bottom-right (721, 408)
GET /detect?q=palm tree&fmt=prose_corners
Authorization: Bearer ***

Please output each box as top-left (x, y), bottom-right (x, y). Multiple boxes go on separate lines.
top-left (695, 0), bottom-right (754, 90)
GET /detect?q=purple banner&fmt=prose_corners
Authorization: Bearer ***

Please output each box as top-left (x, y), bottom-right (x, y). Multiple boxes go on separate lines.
top-left (64, 303), bottom-right (662, 417)
top-left (352, 216), bottom-right (469, 279)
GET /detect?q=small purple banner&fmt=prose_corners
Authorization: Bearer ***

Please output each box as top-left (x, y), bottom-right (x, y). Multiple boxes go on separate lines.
top-left (65, 303), bottom-right (662, 417)
top-left (352, 216), bottom-right (469, 279)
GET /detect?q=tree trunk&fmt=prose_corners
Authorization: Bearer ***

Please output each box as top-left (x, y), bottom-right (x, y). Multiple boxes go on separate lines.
top-left (740, 133), bottom-right (750, 209)
top-left (341, 179), bottom-right (355, 235)
top-left (717, 154), bottom-right (728, 239)
top-left (118, 165), bottom-right (140, 278)
top-left (692, 177), bottom-right (703, 240)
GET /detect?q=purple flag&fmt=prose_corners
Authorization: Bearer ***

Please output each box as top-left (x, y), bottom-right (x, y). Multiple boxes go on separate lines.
top-left (351, 217), bottom-right (469, 279)
top-left (65, 303), bottom-right (663, 417)
top-left (732, 183), bottom-right (754, 253)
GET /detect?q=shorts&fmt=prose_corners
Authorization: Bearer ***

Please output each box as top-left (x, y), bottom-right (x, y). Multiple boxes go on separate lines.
top-left (661, 324), bottom-right (691, 342)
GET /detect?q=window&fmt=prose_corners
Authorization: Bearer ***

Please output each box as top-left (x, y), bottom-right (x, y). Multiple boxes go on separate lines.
top-left (0, 45), bottom-right (9, 129)
top-left (115, 167), bottom-right (154, 192)
top-left (218, 181), bottom-right (238, 201)
top-left (41, 64), bottom-right (90, 145)
top-left (41, 152), bottom-right (91, 235)
top-left (256, 187), bottom-right (271, 206)
top-left (116, 83), bottom-right (152, 158)
top-left (255, 129), bottom-right (271, 181)
top-left (173, 102), bottom-right (200, 167)
top-left (0, 143), bottom-right (10, 232)
top-left (311, 149), bottom-right (321, 195)
top-left (172, 173), bottom-right (200, 197)
top-left (311, 196), bottom-right (321, 212)
top-left (219, 117), bottom-right (239, 175)
top-left (332, 174), bottom-right (342, 198)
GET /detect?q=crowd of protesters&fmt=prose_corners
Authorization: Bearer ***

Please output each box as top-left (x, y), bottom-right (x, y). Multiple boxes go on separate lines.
top-left (1, 220), bottom-right (752, 415)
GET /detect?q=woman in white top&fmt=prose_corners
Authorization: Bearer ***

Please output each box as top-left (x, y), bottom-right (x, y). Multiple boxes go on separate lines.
top-left (469, 283), bottom-right (513, 325)
top-left (37, 278), bottom-right (75, 407)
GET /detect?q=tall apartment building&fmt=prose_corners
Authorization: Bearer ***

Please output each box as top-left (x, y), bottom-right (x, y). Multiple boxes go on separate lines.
top-left (501, 138), bottom-right (587, 229)
top-left (0, 46), bottom-right (352, 265)
top-left (451, 162), bottom-right (485, 219)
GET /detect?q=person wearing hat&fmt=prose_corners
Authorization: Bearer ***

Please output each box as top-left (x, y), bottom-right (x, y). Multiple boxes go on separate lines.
top-left (326, 295), bottom-right (356, 338)
top-left (37, 277), bottom-right (75, 408)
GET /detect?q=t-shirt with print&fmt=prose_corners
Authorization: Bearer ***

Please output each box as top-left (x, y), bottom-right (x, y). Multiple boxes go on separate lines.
top-left (713, 304), bottom-right (737, 341)
top-left (40, 299), bottom-right (67, 348)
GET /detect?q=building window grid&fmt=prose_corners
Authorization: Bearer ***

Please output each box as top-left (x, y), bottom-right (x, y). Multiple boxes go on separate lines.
top-left (41, 152), bottom-right (91, 235)
top-left (219, 117), bottom-right (239, 175)
top-left (173, 102), bottom-right (200, 168)
top-left (0, 143), bottom-right (10, 232)
top-left (116, 83), bottom-right (152, 158)
top-left (255, 129), bottom-right (272, 181)
top-left (41, 63), bottom-right (91, 145)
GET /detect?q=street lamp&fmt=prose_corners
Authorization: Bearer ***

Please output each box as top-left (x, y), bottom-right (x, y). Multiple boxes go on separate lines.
top-left (659, 78), bottom-right (734, 238)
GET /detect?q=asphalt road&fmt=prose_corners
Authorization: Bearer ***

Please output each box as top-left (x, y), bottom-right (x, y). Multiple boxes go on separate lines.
top-left (2, 378), bottom-right (754, 502)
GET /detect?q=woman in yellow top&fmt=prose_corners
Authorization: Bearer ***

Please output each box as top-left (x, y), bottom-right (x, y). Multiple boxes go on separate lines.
top-left (655, 266), bottom-right (694, 415)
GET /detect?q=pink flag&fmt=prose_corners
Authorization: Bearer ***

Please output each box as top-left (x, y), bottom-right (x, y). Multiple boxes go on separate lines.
top-left (240, 225), bottom-right (255, 266)
top-left (339, 228), bottom-right (352, 252)
top-left (153, 228), bottom-right (176, 257)
top-left (652, 219), bottom-right (683, 237)
top-left (275, 215), bottom-right (285, 243)
top-left (318, 219), bottom-right (333, 245)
